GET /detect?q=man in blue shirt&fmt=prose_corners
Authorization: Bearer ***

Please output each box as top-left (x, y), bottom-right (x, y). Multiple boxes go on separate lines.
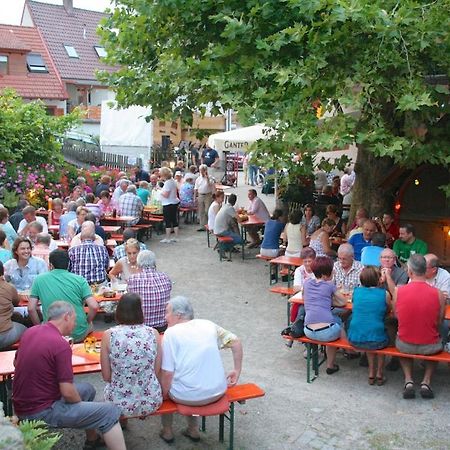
top-left (201, 146), bottom-right (220, 169)
top-left (361, 232), bottom-right (386, 266)
top-left (59, 201), bottom-right (77, 240)
top-left (348, 219), bottom-right (377, 261)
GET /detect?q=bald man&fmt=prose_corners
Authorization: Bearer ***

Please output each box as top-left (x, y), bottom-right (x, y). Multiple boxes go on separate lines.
top-left (69, 221), bottom-right (104, 248)
top-left (425, 254), bottom-right (449, 301)
top-left (68, 227), bottom-right (109, 284)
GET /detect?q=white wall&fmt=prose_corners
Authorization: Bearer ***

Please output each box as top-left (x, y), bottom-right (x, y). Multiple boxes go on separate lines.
top-left (44, 99), bottom-right (67, 110)
top-left (74, 122), bottom-right (100, 137)
top-left (21, 5), bottom-right (33, 26)
top-left (90, 88), bottom-right (114, 106)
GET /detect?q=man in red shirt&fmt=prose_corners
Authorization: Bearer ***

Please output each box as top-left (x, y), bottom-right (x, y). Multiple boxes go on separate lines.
top-left (394, 254), bottom-right (445, 400)
top-left (375, 212), bottom-right (399, 248)
top-left (13, 301), bottom-right (126, 450)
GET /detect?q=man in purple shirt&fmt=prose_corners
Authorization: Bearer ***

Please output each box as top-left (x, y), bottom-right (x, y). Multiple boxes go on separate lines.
top-left (13, 301), bottom-right (125, 450)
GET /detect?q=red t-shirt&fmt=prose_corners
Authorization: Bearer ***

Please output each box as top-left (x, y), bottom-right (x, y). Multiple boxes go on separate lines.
top-left (396, 281), bottom-right (441, 345)
top-left (13, 322), bottom-right (73, 416)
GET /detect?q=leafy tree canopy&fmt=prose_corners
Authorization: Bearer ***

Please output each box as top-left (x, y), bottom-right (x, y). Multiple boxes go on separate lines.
top-left (98, 0), bottom-right (450, 177)
top-left (0, 89), bottom-right (80, 165)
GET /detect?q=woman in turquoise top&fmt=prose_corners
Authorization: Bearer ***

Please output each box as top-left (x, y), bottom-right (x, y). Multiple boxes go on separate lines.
top-left (348, 266), bottom-right (391, 386)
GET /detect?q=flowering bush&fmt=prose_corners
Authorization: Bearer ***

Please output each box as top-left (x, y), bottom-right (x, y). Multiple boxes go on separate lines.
top-left (78, 165), bottom-right (130, 184)
top-left (0, 161), bottom-right (132, 208)
top-left (0, 161), bottom-right (68, 208)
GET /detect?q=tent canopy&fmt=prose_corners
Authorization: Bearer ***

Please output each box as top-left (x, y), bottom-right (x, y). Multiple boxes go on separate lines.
top-left (208, 123), bottom-right (358, 166)
top-left (207, 124), bottom-right (272, 152)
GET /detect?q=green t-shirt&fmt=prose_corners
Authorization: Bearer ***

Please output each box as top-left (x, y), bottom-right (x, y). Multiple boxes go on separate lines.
top-left (137, 187), bottom-right (150, 205)
top-left (30, 269), bottom-right (92, 341)
top-left (393, 238), bottom-right (428, 263)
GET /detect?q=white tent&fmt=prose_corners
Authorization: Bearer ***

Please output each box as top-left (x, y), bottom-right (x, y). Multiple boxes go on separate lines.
top-left (208, 123), bottom-right (358, 172)
top-left (207, 124), bottom-right (273, 152)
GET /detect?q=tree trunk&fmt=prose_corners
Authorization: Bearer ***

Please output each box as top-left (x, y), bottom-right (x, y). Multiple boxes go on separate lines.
top-left (349, 145), bottom-right (396, 223)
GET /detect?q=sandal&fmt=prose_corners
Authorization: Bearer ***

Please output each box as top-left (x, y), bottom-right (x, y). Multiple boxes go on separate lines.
top-left (159, 431), bottom-right (175, 444)
top-left (402, 381), bottom-right (415, 399)
top-left (376, 376), bottom-right (387, 386)
top-left (420, 383), bottom-right (434, 399)
top-left (326, 364), bottom-right (339, 375)
top-left (368, 377), bottom-right (375, 385)
top-left (182, 429), bottom-right (201, 443)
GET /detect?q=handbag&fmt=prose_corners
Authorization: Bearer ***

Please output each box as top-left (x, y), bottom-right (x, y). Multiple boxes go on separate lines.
top-left (289, 317), bottom-right (305, 338)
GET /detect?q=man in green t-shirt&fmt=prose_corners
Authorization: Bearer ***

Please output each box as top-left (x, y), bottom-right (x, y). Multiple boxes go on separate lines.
top-left (28, 250), bottom-right (98, 342)
top-left (393, 224), bottom-right (428, 264)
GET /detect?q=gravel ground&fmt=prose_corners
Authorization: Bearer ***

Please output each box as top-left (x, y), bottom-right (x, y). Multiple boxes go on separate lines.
top-left (54, 175), bottom-right (450, 450)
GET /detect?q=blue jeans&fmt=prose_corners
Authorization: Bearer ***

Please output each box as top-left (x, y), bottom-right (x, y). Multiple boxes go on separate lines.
top-left (304, 314), bottom-right (342, 342)
top-left (20, 382), bottom-right (121, 434)
top-left (218, 230), bottom-right (243, 245)
top-left (248, 165), bottom-right (258, 186)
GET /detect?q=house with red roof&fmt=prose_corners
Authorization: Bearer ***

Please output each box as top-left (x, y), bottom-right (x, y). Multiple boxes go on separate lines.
top-left (21, 0), bottom-right (117, 135)
top-left (0, 24), bottom-right (67, 114)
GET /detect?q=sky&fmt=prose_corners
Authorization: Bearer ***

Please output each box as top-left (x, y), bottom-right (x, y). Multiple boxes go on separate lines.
top-left (0, 0), bottom-right (113, 25)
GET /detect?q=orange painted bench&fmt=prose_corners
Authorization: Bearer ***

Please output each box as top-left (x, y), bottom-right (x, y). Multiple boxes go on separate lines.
top-left (216, 235), bottom-right (234, 261)
top-left (256, 254), bottom-right (272, 262)
top-left (122, 383), bottom-right (265, 450)
top-left (130, 223), bottom-right (153, 239)
top-left (284, 335), bottom-right (450, 383)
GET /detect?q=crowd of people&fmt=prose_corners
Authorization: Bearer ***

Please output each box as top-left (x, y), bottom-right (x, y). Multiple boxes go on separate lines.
top-left (0, 158), bottom-right (448, 448)
top-left (279, 170), bottom-right (449, 400)
top-left (0, 159), bottom-right (247, 449)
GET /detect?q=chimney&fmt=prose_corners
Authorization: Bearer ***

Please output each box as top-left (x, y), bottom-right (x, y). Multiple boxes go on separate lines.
top-left (63, 0), bottom-right (74, 15)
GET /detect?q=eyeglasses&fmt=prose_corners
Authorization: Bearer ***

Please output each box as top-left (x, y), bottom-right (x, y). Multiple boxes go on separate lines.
top-left (381, 256), bottom-right (394, 259)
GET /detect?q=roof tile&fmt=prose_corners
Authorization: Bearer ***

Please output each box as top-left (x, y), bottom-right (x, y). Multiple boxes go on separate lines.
top-left (0, 29), bottom-right (31, 52)
top-left (27, 0), bottom-right (117, 82)
top-left (0, 24), bottom-right (67, 100)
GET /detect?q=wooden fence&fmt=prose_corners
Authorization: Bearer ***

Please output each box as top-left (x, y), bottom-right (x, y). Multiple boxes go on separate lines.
top-left (62, 141), bottom-right (142, 170)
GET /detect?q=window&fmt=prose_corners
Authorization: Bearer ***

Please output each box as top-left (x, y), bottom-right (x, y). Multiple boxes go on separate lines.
top-left (64, 45), bottom-right (79, 58)
top-left (94, 46), bottom-right (107, 58)
top-left (27, 53), bottom-right (47, 73)
top-left (0, 55), bottom-right (8, 75)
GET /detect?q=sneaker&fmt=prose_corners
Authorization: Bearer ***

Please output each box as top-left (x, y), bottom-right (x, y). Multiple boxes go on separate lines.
top-left (160, 239), bottom-right (171, 243)
top-left (170, 238), bottom-right (178, 242)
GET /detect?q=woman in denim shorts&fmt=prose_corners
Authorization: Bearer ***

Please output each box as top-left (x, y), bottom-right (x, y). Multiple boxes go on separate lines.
top-left (303, 256), bottom-right (347, 375)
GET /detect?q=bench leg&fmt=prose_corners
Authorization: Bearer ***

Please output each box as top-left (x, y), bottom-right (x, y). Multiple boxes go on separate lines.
top-left (201, 416), bottom-right (206, 432)
top-left (219, 413), bottom-right (225, 442)
top-left (0, 378), bottom-right (13, 417)
top-left (269, 263), bottom-right (278, 285)
top-left (228, 402), bottom-right (235, 450)
top-left (286, 297), bottom-right (290, 326)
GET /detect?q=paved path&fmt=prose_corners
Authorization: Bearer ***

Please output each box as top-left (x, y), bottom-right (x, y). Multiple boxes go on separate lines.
top-left (54, 175), bottom-right (450, 450)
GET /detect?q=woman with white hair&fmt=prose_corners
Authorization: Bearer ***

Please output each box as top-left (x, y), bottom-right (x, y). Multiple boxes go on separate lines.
top-left (159, 296), bottom-right (243, 444)
top-left (159, 167), bottom-right (180, 243)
